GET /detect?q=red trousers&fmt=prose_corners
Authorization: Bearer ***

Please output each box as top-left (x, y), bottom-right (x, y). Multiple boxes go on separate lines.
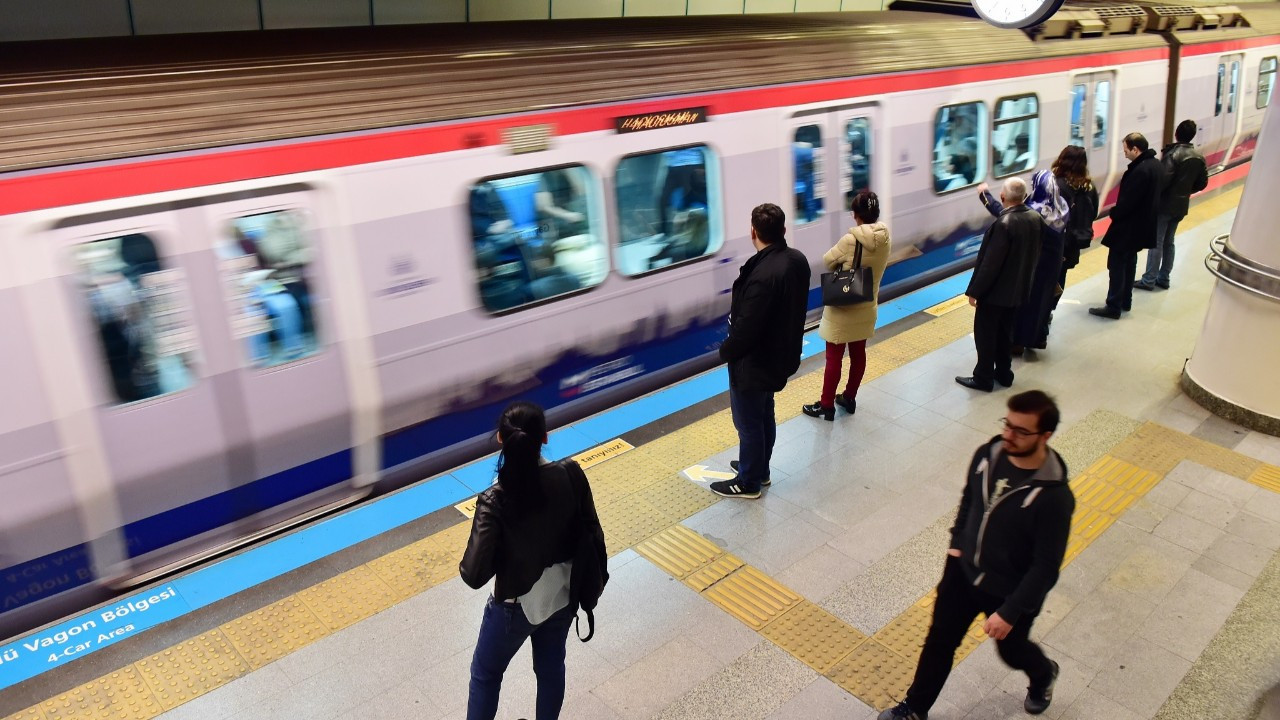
top-left (821, 340), bottom-right (867, 409)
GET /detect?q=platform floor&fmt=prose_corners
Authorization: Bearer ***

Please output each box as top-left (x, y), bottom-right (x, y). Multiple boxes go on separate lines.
top-left (7, 187), bottom-right (1280, 720)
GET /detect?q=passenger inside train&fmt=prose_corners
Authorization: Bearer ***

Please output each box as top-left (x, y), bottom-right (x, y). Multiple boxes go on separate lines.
top-left (614, 146), bottom-right (717, 275)
top-left (793, 124), bottom-right (824, 223)
top-left (933, 103), bottom-right (985, 192)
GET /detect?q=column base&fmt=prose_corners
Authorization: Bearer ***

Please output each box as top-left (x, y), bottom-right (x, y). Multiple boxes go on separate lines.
top-left (1181, 366), bottom-right (1280, 437)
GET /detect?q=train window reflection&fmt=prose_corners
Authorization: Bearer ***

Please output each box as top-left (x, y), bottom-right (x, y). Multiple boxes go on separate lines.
top-left (76, 234), bottom-right (196, 403)
top-left (845, 118), bottom-right (872, 209)
top-left (220, 210), bottom-right (320, 367)
top-left (1216, 64), bottom-right (1226, 116)
top-left (1069, 84), bottom-right (1087, 147)
top-left (1229, 61), bottom-right (1240, 113)
top-left (934, 102), bottom-right (987, 193)
top-left (793, 125), bottom-right (824, 224)
top-left (1093, 82), bottom-right (1110, 149)
top-left (615, 145), bottom-right (722, 276)
top-left (993, 94), bottom-right (1039, 178)
top-left (470, 165), bottom-right (606, 312)
top-left (1259, 57), bottom-right (1277, 109)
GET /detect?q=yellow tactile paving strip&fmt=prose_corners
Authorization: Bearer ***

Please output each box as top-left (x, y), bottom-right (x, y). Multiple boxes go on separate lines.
top-left (11, 185), bottom-right (1273, 720)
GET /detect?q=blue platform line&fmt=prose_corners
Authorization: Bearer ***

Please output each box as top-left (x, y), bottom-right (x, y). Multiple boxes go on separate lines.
top-left (0, 270), bottom-right (971, 693)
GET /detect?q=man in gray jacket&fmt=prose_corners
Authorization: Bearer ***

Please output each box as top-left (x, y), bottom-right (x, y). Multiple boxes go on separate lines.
top-left (956, 177), bottom-right (1042, 393)
top-left (1135, 120), bottom-right (1208, 291)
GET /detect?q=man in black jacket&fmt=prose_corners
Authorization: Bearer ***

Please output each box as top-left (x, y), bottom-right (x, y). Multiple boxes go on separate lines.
top-left (712, 203), bottom-right (810, 499)
top-left (1090, 132), bottom-right (1163, 319)
top-left (956, 177), bottom-right (1042, 393)
top-left (880, 390), bottom-right (1075, 720)
top-left (1136, 120), bottom-right (1209, 291)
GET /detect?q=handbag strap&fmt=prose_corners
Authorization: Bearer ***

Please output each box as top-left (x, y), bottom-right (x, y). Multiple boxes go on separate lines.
top-left (850, 237), bottom-right (864, 271)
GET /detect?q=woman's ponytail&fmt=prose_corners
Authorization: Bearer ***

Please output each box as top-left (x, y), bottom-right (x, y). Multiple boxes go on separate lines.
top-left (495, 401), bottom-right (547, 505)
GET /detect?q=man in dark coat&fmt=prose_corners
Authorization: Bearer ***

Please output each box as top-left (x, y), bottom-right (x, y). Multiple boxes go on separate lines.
top-left (1090, 132), bottom-right (1163, 319)
top-left (712, 203), bottom-right (811, 499)
top-left (1135, 120), bottom-right (1209, 291)
top-left (956, 177), bottom-right (1042, 393)
top-left (880, 391), bottom-right (1074, 720)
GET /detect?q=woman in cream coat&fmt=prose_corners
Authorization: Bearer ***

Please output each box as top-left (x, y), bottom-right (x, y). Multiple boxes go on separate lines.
top-left (802, 190), bottom-right (891, 421)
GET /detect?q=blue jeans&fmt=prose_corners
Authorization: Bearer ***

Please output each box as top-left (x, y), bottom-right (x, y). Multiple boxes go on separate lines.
top-left (468, 597), bottom-right (575, 720)
top-left (1141, 214), bottom-right (1178, 286)
top-left (730, 386), bottom-right (776, 491)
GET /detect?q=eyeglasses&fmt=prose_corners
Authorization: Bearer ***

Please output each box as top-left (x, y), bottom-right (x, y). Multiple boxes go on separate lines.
top-left (999, 417), bottom-right (1044, 437)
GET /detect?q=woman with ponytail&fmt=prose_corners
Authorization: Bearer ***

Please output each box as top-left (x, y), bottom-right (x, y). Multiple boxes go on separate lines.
top-left (460, 401), bottom-right (603, 720)
top-left (802, 190), bottom-right (892, 421)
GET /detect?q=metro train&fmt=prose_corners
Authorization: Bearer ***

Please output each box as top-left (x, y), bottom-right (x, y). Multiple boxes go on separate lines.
top-left (1, 7), bottom-right (1276, 637)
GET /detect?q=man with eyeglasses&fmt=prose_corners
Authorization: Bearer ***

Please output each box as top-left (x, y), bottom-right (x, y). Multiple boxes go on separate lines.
top-left (881, 390), bottom-right (1075, 720)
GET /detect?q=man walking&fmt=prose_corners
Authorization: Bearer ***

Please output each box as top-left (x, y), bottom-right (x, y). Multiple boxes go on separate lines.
top-left (1135, 120), bottom-right (1208, 291)
top-left (955, 177), bottom-right (1041, 393)
top-left (1090, 132), bottom-right (1162, 318)
top-left (880, 390), bottom-right (1075, 720)
top-left (711, 203), bottom-right (810, 499)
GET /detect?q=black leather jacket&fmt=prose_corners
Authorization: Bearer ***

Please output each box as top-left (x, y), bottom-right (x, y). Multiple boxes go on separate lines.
top-left (966, 204), bottom-right (1042, 308)
top-left (1103, 149), bottom-right (1163, 252)
top-left (719, 242), bottom-right (811, 392)
top-left (1160, 143), bottom-right (1209, 220)
top-left (459, 460), bottom-right (602, 601)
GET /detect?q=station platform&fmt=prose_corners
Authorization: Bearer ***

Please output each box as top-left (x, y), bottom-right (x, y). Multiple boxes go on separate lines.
top-left (4, 186), bottom-right (1280, 720)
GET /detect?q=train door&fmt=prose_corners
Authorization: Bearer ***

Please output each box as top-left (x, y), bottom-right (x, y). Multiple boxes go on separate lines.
top-left (788, 104), bottom-right (882, 269)
top-left (1206, 54), bottom-right (1244, 170)
top-left (1069, 72), bottom-right (1115, 193)
top-left (199, 189), bottom-right (364, 537)
top-left (46, 207), bottom-right (238, 575)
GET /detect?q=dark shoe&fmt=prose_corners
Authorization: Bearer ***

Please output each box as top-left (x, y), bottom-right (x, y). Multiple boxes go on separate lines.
top-left (1024, 659), bottom-right (1060, 714)
top-left (834, 393), bottom-right (857, 414)
top-left (878, 700), bottom-right (926, 720)
top-left (1010, 345), bottom-right (1024, 357)
top-left (1156, 281), bottom-right (1170, 290)
top-left (996, 371), bottom-right (1015, 387)
top-left (708, 479), bottom-right (760, 499)
top-left (802, 402), bottom-right (835, 421)
top-left (1133, 280), bottom-right (1156, 291)
top-left (1088, 306), bottom-right (1121, 319)
top-left (729, 459), bottom-right (769, 486)
top-left (955, 376), bottom-right (994, 392)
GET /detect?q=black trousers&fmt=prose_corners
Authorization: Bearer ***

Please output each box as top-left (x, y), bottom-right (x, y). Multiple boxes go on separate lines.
top-left (1105, 248), bottom-right (1138, 312)
top-left (904, 556), bottom-right (1054, 713)
top-left (971, 302), bottom-right (1016, 386)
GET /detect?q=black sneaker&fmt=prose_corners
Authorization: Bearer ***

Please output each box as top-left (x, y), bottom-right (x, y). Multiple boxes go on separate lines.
top-left (878, 700), bottom-right (926, 720)
top-left (729, 459), bottom-right (770, 486)
top-left (1133, 280), bottom-right (1156, 291)
top-left (1024, 659), bottom-right (1059, 714)
top-left (708, 479), bottom-right (760, 499)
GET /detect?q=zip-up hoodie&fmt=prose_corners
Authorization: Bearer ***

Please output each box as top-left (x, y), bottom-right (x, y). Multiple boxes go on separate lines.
top-left (949, 436), bottom-right (1075, 625)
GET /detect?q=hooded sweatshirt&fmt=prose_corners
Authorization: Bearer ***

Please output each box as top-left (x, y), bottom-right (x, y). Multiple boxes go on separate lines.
top-left (817, 222), bottom-right (891, 344)
top-left (949, 436), bottom-right (1075, 625)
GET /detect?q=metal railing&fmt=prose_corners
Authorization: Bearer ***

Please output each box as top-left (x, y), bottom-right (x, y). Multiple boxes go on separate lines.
top-left (1204, 233), bottom-right (1280, 303)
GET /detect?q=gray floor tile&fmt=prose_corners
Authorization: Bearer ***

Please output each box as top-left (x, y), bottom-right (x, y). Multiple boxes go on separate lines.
top-left (765, 676), bottom-right (876, 719)
top-left (1150, 508), bottom-right (1225, 555)
top-left (1088, 636), bottom-right (1193, 716)
top-left (926, 420), bottom-right (993, 453)
top-left (593, 636), bottom-right (721, 719)
top-left (1174, 488), bottom-right (1240, 529)
top-left (1042, 584), bottom-right (1155, 669)
top-left (158, 663), bottom-right (292, 720)
top-left (774, 543), bottom-right (867, 603)
top-left (862, 420), bottom-right (929, 455)
top-left (1191, 413), bottom-right (1250, 449)
top-left (1236, 431), bottom-right (1280, 465)
top-left (331, 678), bottom-right (442, 720)
top-left (938, 641), bottom-right (1018, 716)
top-left (1058, 687), bottom-right (1144, 720)
top-left (1246, 489), bottom-right (1280, 524)
top-left (734, 510), bottom-right (834, 576)
top-left (1137, 567), bottom-right (1245, 663)
top-left (825, 487), bottom-right (955, 568)
top-left (415, 646), bottom-right (472, 715)
top-left (1203, 533), bottom-right (1273, 577)
top-left (651, 642), bottom-right (814, 720)
top-left (1190, 554), bottom-right (1256, 592)
top-left (1121, 496), bottom-right (1174, 533)
top-left (680, 601), bottom-right (766, 666)
top-left (581, 559), bottom-right (707, 670)
top-left (894, 406), bottom-right (956, 438)
top-left (1140, 475), bottom-right (1194, 509)
top-left (1166, 461), bottom-right (1260, 507)
top-left (1224, 511), bottom-right (1280, 551)
top-left (854, 385), bottom-right (921, 421)
top-left (684, 493), bottom-right (791, 551)
top-left (560, 691), bottom-right (624, 719)
top-left (1103, 533), bottom-right (1195, 607)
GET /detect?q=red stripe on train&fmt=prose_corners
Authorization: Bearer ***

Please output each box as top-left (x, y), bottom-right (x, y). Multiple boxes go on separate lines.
top-left (0, 48), bottom-right (1173, 217)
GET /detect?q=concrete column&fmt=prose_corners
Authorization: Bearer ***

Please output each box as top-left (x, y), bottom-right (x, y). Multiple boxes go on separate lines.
top-left (1182, 102), bottom-right (1280, 435)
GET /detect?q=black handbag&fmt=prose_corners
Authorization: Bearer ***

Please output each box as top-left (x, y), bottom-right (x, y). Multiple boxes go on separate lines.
top-left (820, 240), bottom-right (874, 307)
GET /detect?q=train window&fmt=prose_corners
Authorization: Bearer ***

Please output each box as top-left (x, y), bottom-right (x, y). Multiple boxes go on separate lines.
top-left (992, 94), bottom-right (1039, 178)
top-left (1229, 61), bottom-right (1241, 113)
top-left (615, 145), bottom-right (722, 276)
top-left (845, 118), bottom-right (873, 209)
top-left (469, 165), bottom-right (606, 312)
top-left (1093, 82), bottom-right (1110, 149)
top-left (1216, 64), bottom-right (1226, 116)
top-left (793, 126), bottom-right (824, 224)
top-left (934, 102), bottom-right (987, 193)
top-left (1069, 84), bottom-right (1087, 147)
top-left (75, 234), bottom-right (196, 403)
top-left (1259, 58), bottom-right (1277, 109)
top-left (220, 210), bottom-right (320, 368)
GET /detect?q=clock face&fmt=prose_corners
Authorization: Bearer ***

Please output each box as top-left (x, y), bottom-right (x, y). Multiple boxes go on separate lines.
top-left (970, 0), bottom-right (1066, 29)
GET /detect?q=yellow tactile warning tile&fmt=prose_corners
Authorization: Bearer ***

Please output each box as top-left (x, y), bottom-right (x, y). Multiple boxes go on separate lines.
top-left (634, 525), bottom-right (725, 579)
top-left (297, 564), bottom-right (401, 632)
top-left (684, 553), bottom-right (746, 592)
top-left (761, 601), bottom-right (867, 674)
top-left (40, 667), bottom-right (162, 720)
top-left (368, 535), bottom-right (457, 598)
top-left (3, 706), bottom-right (46, 720)
top-left (826, 639), bottom-right (915, 711)
top-left (1249, 464), bottom-right (1280, 493)
top-left (135, 631), bottom-right (250, 709)
top-left (220, 595), bottom-right (329, 669)
top-left (638, 473), bottom-right (718, 520)
top-left (596, 492), bottom-right (676, 548)
top-left (702, 565), bottom-right (803, 631)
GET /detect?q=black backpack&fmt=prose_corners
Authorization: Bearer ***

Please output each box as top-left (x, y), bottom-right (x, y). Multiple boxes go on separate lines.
top-left (1066, 182), bottom-right (1097, 249)
top-left (561, 460), bottom-right (608, 641)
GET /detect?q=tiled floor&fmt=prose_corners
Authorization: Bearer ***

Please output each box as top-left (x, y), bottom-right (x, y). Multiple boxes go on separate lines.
top-left (48, 202), bottom-right (1280, 719)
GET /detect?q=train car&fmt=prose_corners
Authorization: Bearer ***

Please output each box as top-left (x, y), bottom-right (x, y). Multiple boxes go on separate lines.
top-left (1, 6), bottom-right (1277, 638)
